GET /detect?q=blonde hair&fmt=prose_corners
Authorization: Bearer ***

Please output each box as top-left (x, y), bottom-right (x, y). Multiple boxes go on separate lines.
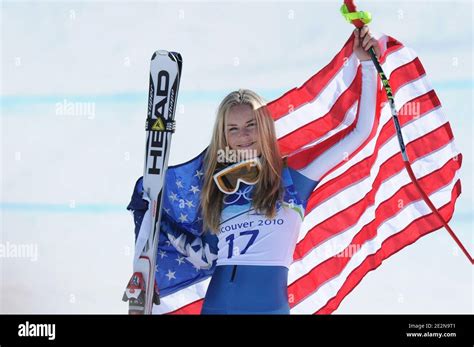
top-left (200, 89), bottom-right (284, 234)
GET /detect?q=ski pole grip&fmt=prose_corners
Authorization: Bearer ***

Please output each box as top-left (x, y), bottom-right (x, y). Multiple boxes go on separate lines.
top-left (341, 0), bottom-right (372, 28)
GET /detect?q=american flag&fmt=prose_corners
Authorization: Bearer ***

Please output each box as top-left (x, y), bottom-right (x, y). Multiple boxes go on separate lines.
top-left (150, 33), bottom-right (462, 314)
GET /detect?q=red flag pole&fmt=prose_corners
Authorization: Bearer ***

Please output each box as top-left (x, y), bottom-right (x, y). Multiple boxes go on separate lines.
top-left (342, 0), bottom-right (473, 264)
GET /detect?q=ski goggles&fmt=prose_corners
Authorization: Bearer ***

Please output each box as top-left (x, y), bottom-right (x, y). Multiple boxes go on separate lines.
top-left (213, 158), bottom-right (262, 194)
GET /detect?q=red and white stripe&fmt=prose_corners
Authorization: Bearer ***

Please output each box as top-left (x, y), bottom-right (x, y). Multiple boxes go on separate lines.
top-left (152, 278), bottom-right (209, 314)
top-left (282, 34), bottom-right (462, 314)
top-left (155, 33), bottom-right (462, 314)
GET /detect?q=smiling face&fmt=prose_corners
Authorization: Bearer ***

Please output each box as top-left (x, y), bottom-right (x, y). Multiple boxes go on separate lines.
top-left (225, 104), bottom-right (260, 158)
top-left (202, 89), bottom-right (284, 233)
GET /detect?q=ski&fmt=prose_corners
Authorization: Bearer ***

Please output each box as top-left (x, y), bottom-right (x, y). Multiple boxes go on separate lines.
top-left (122, 50), bottom-right (183, 314)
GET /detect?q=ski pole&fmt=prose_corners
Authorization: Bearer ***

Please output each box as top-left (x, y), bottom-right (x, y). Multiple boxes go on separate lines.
top-left (340, 0), bottom-right (473, 264)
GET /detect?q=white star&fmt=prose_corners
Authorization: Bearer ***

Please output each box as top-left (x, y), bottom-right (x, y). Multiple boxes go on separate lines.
top-left (194, 170), bottom-right (203, 179)
top-left (185, 200), bottom-right (195, 208)
top-left (165, 240), bottom-right (171, 247)
top-left (178, 213), bottom-right (188, 223)
top-left (176, 180), bottom-right (184, 189)
top-left (155, 264), bottom-right (160, 273)
top-left (165, 269), bottom-right (176, 281)
top-left (158, 250), bottom-right (167, 259)
top-left (175, 256), bottom-right (186, 265)
top-left (164, 207), bottom-right (171, 214)
top-left (189, 185), bottom-right (200, 194)
top-left (169, 192), bottom-right (178, 202)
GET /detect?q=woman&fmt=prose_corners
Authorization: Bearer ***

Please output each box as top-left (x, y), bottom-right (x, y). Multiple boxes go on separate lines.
top-left (131, 26), bottom-right (381, 314)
